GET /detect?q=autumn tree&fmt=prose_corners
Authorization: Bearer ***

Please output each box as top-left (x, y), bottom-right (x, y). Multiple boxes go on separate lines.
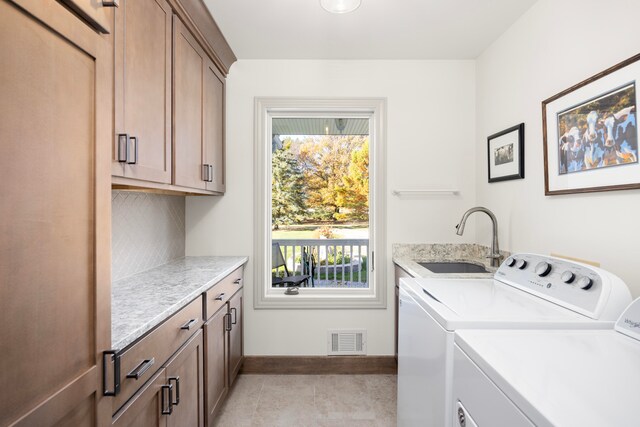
top-left (297, 135), bottom-right (368, 222)
top-left (336, 140), bottom-right (369, 221)
top-left (271, 146), bottom-right (306, 230)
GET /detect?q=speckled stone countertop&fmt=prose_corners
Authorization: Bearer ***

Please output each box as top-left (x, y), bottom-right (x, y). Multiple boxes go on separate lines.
top-left (393, 243), bottom-right (511, 279)
top-left (112, 256), bottom-right (248, 352)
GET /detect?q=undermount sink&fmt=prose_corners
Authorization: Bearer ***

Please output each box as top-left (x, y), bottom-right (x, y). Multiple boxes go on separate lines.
top-left (417, 261), bottom-right (489, 274)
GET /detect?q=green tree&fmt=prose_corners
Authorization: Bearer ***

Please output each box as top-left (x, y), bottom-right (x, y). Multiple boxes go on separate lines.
top-left (271, 147), bottom-right (306, 230)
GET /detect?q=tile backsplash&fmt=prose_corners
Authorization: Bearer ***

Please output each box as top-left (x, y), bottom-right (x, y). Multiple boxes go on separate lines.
top-left (112, 191), bottom-right (185, 281)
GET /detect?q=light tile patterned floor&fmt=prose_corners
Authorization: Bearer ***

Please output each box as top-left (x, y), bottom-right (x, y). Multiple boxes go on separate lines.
top-left (213, 374), bottom-right (397, 427)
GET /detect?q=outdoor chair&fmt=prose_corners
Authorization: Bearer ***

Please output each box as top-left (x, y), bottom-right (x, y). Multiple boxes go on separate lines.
top-left (272, 242), bottom-right (311, 287)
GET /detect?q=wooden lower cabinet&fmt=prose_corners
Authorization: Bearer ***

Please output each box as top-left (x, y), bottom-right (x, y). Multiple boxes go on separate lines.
top-left (113, 331), bottom-right (204, 427)
top-left (228, 290), bottom-right (244, 387)
top-left (165, 330), bottom-right (205, 427)
top-left (204, 274), bottom-right (244, 426)
top-left (203, 307), bottom-right (229, 424)
top-left (112, 369), bottom-right (167, 427)
top-left (0, 1), bottom-right (112, 425)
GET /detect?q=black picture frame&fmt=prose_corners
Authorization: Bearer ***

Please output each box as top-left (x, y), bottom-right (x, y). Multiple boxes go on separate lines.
top-left (487, 123), bottom-right (525, 183)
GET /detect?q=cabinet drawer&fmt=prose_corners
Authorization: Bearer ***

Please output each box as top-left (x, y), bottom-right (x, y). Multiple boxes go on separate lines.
top-left (114, 296), bottom-right (204, 413)
top-left (204, 267), bottom-right (243, 320)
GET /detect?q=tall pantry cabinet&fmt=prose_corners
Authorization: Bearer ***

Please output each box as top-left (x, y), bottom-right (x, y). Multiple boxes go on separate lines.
top-left (1, 0), bottom-right (236, 425)
top-left (0, 0), bottom-right (112, 425)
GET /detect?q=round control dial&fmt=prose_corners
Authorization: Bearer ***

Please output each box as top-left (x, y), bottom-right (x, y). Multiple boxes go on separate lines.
top-left (535, 262), bottom-right (552, 277)
top-left (561, 271), bottom-right (575, 283)
top-left (516, 259), bottom-right (528, 270)
top-left (505, 257), bottom-right (516, 267)
top-left (577, 276), bottom-right (593, 290)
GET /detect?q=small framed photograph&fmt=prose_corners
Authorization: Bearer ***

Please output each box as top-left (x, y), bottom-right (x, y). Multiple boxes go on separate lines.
top-left (542, 53), bottom-right (640, 195)
top-left (487, 123), bottom-right (525, 183)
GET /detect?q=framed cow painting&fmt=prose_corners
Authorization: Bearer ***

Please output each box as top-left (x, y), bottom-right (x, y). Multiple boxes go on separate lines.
top-left (543, 53), bottom-right (640, 195)
top-left (488, 123), bottom-right (525, 183)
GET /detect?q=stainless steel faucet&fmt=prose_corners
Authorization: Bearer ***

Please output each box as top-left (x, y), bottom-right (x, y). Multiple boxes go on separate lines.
top-left (455, 207), bottom-right (502, 267)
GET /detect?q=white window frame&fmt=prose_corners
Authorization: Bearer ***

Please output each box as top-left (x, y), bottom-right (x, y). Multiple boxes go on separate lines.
top-left (253, 97), bottom-right (387, 309)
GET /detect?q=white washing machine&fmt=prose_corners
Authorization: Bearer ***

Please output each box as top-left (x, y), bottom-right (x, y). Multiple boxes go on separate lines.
top-left (397, 253), bottom-right (631, 427)
top-left (453, 297), bottom-right (640, 427)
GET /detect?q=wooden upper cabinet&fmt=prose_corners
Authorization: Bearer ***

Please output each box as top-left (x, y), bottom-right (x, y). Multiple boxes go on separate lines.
top-left (173, 16), bottom-right (206, 190)
top-left (174, 17), bottom-right (226, 194)
top-left (0, 0), bottom-right (111, 425)
top-left (204, 59), bottom-right (226, 193)
top-left (113, 0), bottom-right (172, 183)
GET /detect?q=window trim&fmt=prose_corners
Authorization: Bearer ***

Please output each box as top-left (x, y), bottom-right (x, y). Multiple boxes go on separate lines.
top-left (253, 97), bottom-right (387, 309)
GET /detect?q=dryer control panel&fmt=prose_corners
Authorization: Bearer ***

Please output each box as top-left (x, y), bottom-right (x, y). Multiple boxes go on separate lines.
top-left (495, 253), bottom-right (630, 320)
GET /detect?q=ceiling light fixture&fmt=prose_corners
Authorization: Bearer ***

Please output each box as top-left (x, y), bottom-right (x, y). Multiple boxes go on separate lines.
top-left (320, 0), bottom-right (361, 14)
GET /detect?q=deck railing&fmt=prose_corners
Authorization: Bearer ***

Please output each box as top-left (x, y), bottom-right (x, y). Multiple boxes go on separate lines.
top-left (272, 238), bottom-right (369, 287)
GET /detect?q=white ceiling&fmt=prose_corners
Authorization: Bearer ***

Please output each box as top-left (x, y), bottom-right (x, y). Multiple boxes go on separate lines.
top-left (204, 0), bottom-right (537, 60)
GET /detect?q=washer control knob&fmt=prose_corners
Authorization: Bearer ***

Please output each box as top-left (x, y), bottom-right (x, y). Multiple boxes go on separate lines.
top-left (561, 271), bottom-right (575, 283)
top-left (577, 276), bottom-right (593, 290)
top-left (535, 262), bottom-right (552, 277)
top-left (516, 259), bottom-right (528, 270)
top-left (505, 257), bottom-right (516, 267)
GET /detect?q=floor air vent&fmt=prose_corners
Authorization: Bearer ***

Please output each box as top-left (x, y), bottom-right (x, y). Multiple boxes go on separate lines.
top-left (327, 330), bottom-right (367, 355)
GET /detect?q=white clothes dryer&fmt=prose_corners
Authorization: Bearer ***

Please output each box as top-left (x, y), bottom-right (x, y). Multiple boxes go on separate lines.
top-left (453, 297), bottom-right (640, 426)
top-left (397, 253), bottom-right (631, 427)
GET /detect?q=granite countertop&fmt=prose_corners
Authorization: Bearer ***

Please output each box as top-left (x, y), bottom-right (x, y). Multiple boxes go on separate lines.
top-left (112, 256), bottom-right (248, 352)
top-left (393, 243), bottom-right (510, 279)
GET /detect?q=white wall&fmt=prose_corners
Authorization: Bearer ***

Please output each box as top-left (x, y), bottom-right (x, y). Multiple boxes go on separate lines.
top-left (187, 60), bottom-right (477, 355)
top-left (475, 0), bottom-right (640, 296)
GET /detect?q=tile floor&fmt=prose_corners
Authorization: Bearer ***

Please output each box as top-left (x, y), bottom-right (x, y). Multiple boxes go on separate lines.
top-left (213, 374), bottom-right (397, 426)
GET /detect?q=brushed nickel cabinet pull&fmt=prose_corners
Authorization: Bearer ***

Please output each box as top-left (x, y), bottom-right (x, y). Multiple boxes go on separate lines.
top-left (168, 376), bottom-right (180, 405)
top-left (208, 164), bottom-right (213, 182)
top-left (215, 293), bottom-right (225, 301)
top-left (224, 313), bottom-right (232, 332)
top-left (102, 350), bottom-right (120, 396)
top-left (202, 164), bottom-right (209, 182)
top-left (180, 318), bottom-right (198, 330)
top-left (117, 134), bottom-right (128, 162)
top-left (233, 278), bottom-right (241, 285)
top-left (231, 307), bottom-right (237, 325)
top-left (102, 0), bottom-right (119, 6)
top-left (126, 358), bottom-right (154, 380)
top-left (127, 136), bottom-right (138, 164)
top-left (161, 384), bottom-right (173, 415)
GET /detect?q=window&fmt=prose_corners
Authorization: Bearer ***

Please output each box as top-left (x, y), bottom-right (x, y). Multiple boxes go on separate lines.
top-left (254, 98), bottom-right (387, 308)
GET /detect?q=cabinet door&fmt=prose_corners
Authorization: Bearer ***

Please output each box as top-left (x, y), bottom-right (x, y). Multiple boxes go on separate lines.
top-left (165, 330), bottom-right (205, 427)
top-left (204, 307), bottom-right (228, 425)
top-left (113, 0), bottom-right (172, 183)
top-left (59, 0), bottom-right (112, 33)
top-left (228, 290), bottom-right (244, 387)
top-left (0, 0), bottom-right (111, 425)
top-left (173, 17), bottom-right (207, 190)
top-left (203, 59), bottom-right (226, 193)
top-left (112, 369), bottom-right (167, 427)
